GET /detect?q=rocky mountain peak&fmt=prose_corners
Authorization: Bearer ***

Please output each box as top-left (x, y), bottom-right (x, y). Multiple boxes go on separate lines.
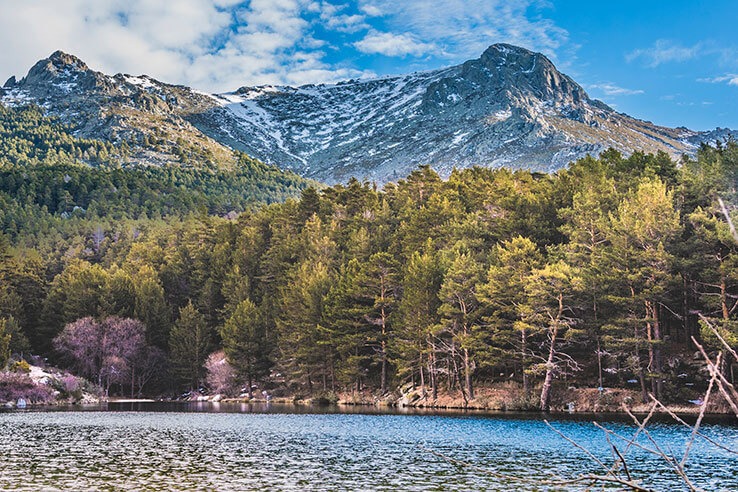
top-left (1, 43), bottom-right (731, 184)
top-left (475, 43), bottom-right (587, 104)
top-left (7, 50), bottom-right (116, 101)
top-left (19, 51), bottom-right (90, 85)
top-left (480, 43), bottom-right (545, 68)
top-left (47, 50), bottom-right (89, 70)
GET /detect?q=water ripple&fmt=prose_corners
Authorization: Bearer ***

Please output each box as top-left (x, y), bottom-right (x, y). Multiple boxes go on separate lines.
top-left (0, 407), bottom-right (736, 491)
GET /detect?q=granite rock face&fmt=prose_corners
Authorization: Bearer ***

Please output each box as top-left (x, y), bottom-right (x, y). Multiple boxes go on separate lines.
top-left (1, 45), bottom-right (732, 183)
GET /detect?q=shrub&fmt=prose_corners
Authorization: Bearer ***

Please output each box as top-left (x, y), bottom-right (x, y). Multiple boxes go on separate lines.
top-left (312, 391), bottom-right (339, 405)
top-left (10, 360), bottom-right (31, 373)
top-left (204, 350), bottom-right (236, 396)
top-left (0, 372), bottom-right (53, 403)
top-left (49, 374), bottom-right (83, 401)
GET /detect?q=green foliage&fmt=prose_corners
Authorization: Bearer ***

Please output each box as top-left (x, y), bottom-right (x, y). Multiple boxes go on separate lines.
top-left (220, 299), bottom-right (271, 397)
top-left (3, 116), bottom-right (738, 403)
top-left (0, 105), bottom-right (315, 243)
top-left (10, 359), bottom-right (30, 373)
top-left (169, 301), bottom-right (212, 389)
top-left (0, 319), bottom-right (11, 368)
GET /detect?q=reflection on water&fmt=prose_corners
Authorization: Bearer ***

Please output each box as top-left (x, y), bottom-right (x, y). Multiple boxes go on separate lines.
top-left (1, 403), bottom-right (736, 491)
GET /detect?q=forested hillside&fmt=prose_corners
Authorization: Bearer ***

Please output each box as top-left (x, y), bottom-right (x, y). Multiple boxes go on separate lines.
top-left (0, 105), bottom-right (313, 245)
top-left (1, 103), bottom-right (737, 410)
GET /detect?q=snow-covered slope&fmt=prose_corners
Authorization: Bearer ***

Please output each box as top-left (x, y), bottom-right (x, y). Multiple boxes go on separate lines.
top-left (2, 45), bottom-right (734, 184)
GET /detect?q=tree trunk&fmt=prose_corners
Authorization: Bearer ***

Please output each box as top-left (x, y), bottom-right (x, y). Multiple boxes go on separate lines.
top-left (597, 338), bottom-right (603, 389)
top-left (721, 274), bottom-right (730, 321)
top-left (653, 304), bottom-right (663, 399)
top-left (419, 361), bottom-right (426, 396)
top-left (645, 300), bottom-right (663, 399)
top-left (380, 338), bottom-right (387, 394)
top-left (540, 322), bottom-right (559, 412)
top-left (521, 326), bottom-right (529, 396)
top-left (428, 336), bottom-right (438, 399)
top-left (463, 346), bottom-right (473, 400)
top-left (639, 366), bottom-right (649, 403)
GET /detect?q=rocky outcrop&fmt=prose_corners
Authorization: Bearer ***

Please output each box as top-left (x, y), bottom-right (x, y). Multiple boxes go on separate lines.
top-left (2, 45), bottom-right (734, 183)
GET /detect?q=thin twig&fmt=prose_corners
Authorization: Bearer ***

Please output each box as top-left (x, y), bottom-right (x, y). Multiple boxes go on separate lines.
top-left (718, 197), bottom-right (738, 243)
top-left (650, 398), bottom-right (738, 455)
top-left (545, 419), bottom-right (611, 472)
top-left (609, 436), bottom-right (631, 481)
top-left (693, 337), bottom-right (738, 415)
top-left (420, 445), bottom-right (655, 491)
top-left (680, 357), bottom-right (718, 467)
top-left (592, 422), bottom-right (662, 457)
top-left (697, 313), bottom-right (738, 361)
top-left (623, 407), bottom-right (699, 491)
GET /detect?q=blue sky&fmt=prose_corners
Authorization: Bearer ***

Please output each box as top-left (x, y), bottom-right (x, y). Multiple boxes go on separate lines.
top-left (0, 0), bottom-right (736, 130)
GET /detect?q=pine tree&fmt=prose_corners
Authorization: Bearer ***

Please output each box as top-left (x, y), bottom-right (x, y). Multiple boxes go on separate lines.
top-left (133, 265), bottom-right (172, 350)
top-left (604, 178), bottom-right (681, 400)
top-left (277, 261), bottom-right (334, 393)
top-left (521, 260), bottom-right (583, 412)
top-left (478, 236), bottom-right (542, 396)
top-left (437, 247), bottom-right (484, 401)
top-left (395, 244), bottom-right (444, 397)
top-left (221, 299), bottom-right (271, 398)
top-left (169, 301), bottom-right (212, 390)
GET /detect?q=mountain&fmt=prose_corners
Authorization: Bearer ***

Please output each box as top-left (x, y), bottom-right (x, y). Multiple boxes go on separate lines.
top-left (1, 51), bottom-right (234, 169)
top-left (2, 45), bottom-right (734, 184)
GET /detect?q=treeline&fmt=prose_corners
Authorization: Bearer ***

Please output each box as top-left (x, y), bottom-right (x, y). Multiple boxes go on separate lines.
top-left (2, 138), bottom-right (738, 409)
top-left (0, 104), bottom-right (314, 252)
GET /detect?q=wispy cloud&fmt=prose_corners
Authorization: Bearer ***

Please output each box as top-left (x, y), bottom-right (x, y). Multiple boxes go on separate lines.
top-left (0, 0), bottom-right (570, 92)
top-left (626, 40), bottom-right (702, 67)
top-left (356, 0), bottom-right (569, 61)
top-left (316, 2), bottom-right (369, 33)
top-left (588, 82), bottom-right (644, 96)
top-left (698, 74), bottom-right (738, 86)
top-left (627, 39), bottom-right (738, 70)
top-left (354, 30), bottom-right (435, 57)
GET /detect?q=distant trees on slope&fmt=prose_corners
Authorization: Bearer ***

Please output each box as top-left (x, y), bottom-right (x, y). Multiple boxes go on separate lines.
top-left (2, 101), bottom-right (738, 409)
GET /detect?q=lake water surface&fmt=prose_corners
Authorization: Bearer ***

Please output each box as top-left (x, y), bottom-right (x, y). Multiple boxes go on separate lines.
top-left (0, 403), bottom-right (736, 491)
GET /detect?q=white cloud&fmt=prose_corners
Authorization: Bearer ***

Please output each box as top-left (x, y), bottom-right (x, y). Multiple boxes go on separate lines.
top-left (626, 39), bottom-right (711, 67)
top-left (698, 74), bottom-right (738, 86)
top-left (313, 2), bottom-right (369, 33)
top-left (325, 13), bottom-right (369, 33)
top-left (588, 83), bottom-right (644, 96)
top-left (359, 4), bottom-right (383, 16)
top-left (0, 0), bottom-right (367, 92)
top-left (0, 0), bottom-right (570, 91)
top-left (354, 30), bottom-right (434, 57)
top-left (356, 0), bottom-right (568, 61)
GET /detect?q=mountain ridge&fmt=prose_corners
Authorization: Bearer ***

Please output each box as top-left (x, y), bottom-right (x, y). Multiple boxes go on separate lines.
top-left (2, 44), bottom-right (734, 184)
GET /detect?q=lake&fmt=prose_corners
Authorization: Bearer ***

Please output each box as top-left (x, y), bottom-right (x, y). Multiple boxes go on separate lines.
top-left (0, 403), bottom-right (736, 491)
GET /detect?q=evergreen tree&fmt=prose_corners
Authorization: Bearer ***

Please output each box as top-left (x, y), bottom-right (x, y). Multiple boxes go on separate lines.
top-left (169, 301), bottom-right (212, 390)
top-left (604, 178), bottom-right (681, 400)
top-left (436, 247), bottom-right (485, 401)
top-left (521, 260), bottom-right (584, 412)
top-left (395, 244), bottom-right (444, 397)
top-left (133, 265), bottom-right (172, 349)
top-left (479, 236), bottom-right (543, 395)
top-left (221, 299), bottom-right (272, 398)
top-left (277, 261), bottom-right (334, 393)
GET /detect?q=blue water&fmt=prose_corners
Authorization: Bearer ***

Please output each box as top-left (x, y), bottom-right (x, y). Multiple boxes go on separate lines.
top-left (0, 403), bottom-right (736, 490)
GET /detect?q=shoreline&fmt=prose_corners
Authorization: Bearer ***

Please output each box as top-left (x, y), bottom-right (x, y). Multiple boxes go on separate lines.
top-left (152, 384), bottom-right (737, 418)
top-left (4, 397), bottom-right (736, 420)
